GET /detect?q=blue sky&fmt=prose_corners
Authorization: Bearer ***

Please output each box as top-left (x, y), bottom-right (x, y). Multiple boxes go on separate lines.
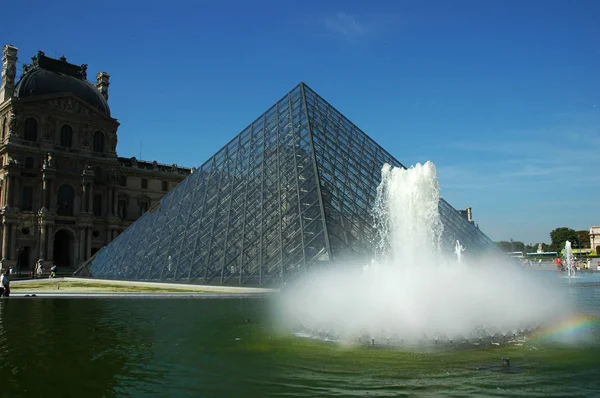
top-left (4, 0), bottom-right (599, 244)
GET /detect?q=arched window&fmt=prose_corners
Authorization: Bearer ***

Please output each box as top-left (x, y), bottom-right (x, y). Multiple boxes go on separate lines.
top-left (57, 185), bottom-right (75, 216)
top-left (93, 131), bottom-right (104, 153)
top-left (24, 118), bottom-right (38, 142)
top-left (60, 125), bottom-right (73, 147)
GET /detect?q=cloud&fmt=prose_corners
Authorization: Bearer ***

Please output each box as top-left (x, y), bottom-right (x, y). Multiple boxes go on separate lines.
top-left (323, 12), bottom-right (366, 40)
top-left (319, 12), bottom-right (402, 41)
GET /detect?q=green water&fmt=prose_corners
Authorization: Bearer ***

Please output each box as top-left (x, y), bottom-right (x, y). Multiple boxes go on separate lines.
top-left (1, 273), bottom-right (599, 397)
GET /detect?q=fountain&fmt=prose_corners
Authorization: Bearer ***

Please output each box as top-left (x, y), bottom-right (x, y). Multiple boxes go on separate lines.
top-left (564, 240), bottom-right (576, 277)
top-left (277, 161), bottom-right (569, 347)
top-left (455, 240), bottom-right (465, 264)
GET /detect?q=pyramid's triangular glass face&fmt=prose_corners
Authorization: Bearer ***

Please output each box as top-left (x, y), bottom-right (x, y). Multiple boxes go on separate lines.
top-left (76, 83), bottom-right (495, 286)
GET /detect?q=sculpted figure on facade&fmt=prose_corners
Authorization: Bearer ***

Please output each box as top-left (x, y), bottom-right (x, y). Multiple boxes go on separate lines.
top-left (8, 112), bottom-right (20, 135)
top-left (65, 99), bottom-right (74, 112)
top-left (43, 116), bottom-right (56, 141)
top-left (43, 153), bottom-right (54, 170)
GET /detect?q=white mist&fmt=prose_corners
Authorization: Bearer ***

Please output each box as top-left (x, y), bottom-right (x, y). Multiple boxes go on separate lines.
top-left (276, 162), bottom-right (569, 344)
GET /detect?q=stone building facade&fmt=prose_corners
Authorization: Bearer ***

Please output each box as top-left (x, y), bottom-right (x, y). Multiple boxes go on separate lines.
top-left (0, 45), bottom-right (190, 272)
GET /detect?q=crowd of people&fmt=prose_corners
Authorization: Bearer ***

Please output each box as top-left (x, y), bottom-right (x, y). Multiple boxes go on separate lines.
top-left (554, 257), bottom-right (598, 272)
top-left (0, 263), bottom-right (59, 298)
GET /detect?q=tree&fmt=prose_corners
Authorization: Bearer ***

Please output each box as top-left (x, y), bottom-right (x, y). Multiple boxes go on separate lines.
top-left (549, 227), bottom-right (578, 252)
top-left (495, 240), bottom-right (525, 253)
top-left (495, 241), bottom-right (512, 252)
top-left (576, 230), bottom-right (591, 249)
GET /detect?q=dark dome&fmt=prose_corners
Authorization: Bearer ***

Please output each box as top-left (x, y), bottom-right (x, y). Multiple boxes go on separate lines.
top-left (15, 53), bottom-right (110, 116)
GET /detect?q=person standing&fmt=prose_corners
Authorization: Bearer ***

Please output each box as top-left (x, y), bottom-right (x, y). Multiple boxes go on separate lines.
top-left (36, 261), bottom-right (43, 278)
top-left (1, 269), bottom-right (10, 297)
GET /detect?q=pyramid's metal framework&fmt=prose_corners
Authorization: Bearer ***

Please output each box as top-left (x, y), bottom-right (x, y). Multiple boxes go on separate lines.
top-left (75, 83), bottom-right (494, 286)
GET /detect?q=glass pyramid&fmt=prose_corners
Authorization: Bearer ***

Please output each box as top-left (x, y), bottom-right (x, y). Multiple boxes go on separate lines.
top-left (75, 83), bottom-right (495, 286)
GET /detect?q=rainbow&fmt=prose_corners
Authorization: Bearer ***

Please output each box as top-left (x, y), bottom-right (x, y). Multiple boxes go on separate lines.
top-left (533, 314), bottom-right (600, 343)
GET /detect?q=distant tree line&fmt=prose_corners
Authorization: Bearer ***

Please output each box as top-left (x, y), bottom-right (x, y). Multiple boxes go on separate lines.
top-left (495, 227), bottom-right (591, 254)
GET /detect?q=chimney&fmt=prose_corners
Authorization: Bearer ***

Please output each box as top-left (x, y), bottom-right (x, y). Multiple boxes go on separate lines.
top-left (96, 72), bottom-right (110, 101)
top-left (1, 45), bottom-right (18, 103)
top-left (466, 207), bottom-right (473, 223)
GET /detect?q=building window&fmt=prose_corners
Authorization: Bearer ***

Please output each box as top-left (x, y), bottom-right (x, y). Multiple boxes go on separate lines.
top-left (60, 125), bottom-right (73, 147)
top-left (1, 117), bottom-right (5, 140)
top-left (118, 199), bottom-right (128, 219)
top-left (21, 186), bottom-right (34, 211)
top-left (57, 185), bottom-right (75, 216)
top-left (162, 181), bottom-right (168, 191)
top-left (141, 178), bottom-right (148, 189)
top-left (25, 157), bottom-right (34, 169)
top-left (93, 131), bottom-right (104, 153)
top-left (94, 167), bottom-right (102, 180)
top-left (24, 118), bottom-right (38, 142)
top-left (93, 193), bottom-right (103, 217)
top-left (119, 175), bottom-right (127, 186)
top-left (139, 200), bottom-right (149, 216)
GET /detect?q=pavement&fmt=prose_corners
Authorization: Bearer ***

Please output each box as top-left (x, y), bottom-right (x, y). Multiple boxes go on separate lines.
top-left (8, 292), bottom-right (273, 299)
top-left (8, 277), bottom-right (278, 298)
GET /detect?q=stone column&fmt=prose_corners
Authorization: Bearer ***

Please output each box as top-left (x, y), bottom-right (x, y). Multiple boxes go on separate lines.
top-left (81, 183), bottom-right (87, 213)
top-left (112, 188), bottom-right (117, 216)
top-left (78, 227), bottom-right (85, 260)
top-left (1, 222), bottom-right (9, 260)
top-left (49, 180), bottom-right (57, 210)
top-left (10, 175), bottom-right (18, 208)
top-left (88, 184), bottom-right (94, 214)
top-left (39, 224), bottom-right (46, 260)
top-left (10, 223), bottom-right (17, 260)
top-left (86, 227), bottom-right (92, 259)
top-left (6, 174), bottom-right (14, 207)
top-left (41, 177), bottom-right (47, 209)
top-left (108, 187), bottom-right (114, 215)
top-left (47, 224), bottom-right (54, 261)
top-left (1, 177), bottom-right (6, 207)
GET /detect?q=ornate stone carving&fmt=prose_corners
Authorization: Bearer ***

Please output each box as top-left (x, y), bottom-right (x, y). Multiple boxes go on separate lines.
top-left (8, 112), bottom-right (20, 135)
top-left (45, 98), bottom-right (92, 116)
top-left (110, 134), bottom-right (117, 152)
top-left (80, 124), bottom-right (90, 147)
top-left (65, 99), bottom-right (74, 112)
top-left (7, 156), bottom-right (20, 166)
top-left (79, 64), bottom-right (88, 80)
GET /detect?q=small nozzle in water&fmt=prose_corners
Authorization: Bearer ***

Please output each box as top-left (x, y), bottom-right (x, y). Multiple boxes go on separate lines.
top-left (501, 358), bottom-right (510, 367)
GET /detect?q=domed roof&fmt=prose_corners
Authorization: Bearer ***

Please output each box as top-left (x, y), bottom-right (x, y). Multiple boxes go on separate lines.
top-left (14, 52), bottom-right (110, 116)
